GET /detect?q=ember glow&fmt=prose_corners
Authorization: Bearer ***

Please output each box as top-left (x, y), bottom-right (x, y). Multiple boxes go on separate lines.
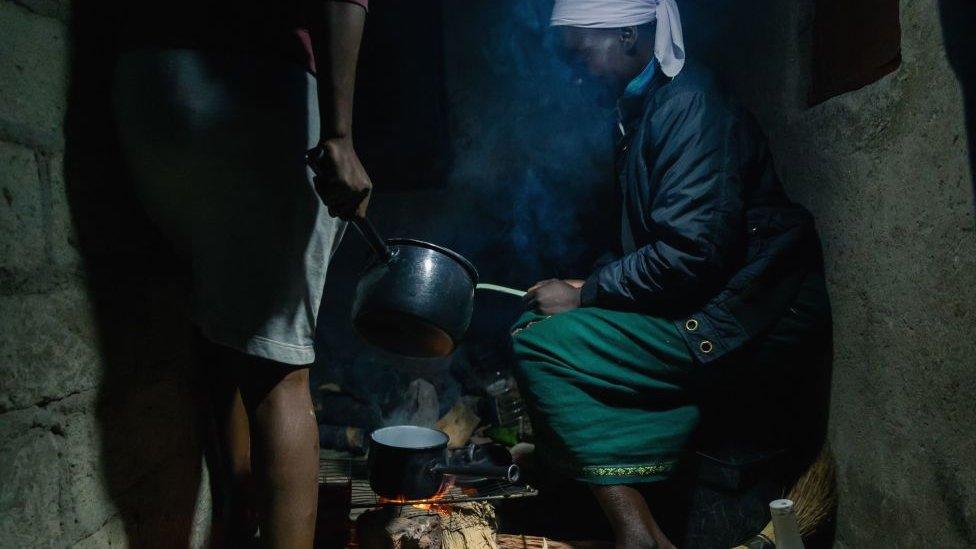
top-left (377, 478), bottom-right (457, 514)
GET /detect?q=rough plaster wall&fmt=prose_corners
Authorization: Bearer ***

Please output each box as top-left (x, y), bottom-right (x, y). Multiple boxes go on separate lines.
top-left (785, 4), bottom-right (976, 545)
top-left (0, 0), bottom-right (211, 547)
top-left (686, 0), bottom-right (976, 546)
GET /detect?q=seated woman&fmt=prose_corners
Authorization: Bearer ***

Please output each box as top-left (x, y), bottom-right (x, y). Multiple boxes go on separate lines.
top-left (512, 1), bottom-right (831, 547)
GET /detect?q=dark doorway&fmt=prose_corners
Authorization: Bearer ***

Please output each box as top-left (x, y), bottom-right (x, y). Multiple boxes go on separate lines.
top-left (809, 0), bottom-right (901, 105)
top-left (939, 0), bottom-right (976, 210)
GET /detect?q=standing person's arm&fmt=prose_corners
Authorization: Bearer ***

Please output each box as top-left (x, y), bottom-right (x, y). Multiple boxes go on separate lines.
top-left (309, 0), bottom-right (372, 220)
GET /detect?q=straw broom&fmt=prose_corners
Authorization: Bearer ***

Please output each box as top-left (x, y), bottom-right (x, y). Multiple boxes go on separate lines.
top-left (732, 444), bottom-right (837, 548)
top-left (496, 446), bottom-right (834, 549)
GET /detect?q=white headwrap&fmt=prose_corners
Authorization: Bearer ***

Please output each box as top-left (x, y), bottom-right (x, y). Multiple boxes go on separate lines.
top-left (550, 0), bottom-right (686, 77)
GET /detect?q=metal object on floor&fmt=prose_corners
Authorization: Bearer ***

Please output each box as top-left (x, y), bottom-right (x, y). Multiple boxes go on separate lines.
top-left (319, 457), bottom-right (538, 509)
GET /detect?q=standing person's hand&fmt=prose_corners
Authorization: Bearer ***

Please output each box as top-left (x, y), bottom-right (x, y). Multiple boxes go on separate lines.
top-left (524, 279), bottom-right (582, 315)
top-left (310, 137), bottom-right (372, 220)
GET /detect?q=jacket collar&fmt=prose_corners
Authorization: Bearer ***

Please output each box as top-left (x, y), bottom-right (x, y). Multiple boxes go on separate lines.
top-left (616, 58), bottom-right (670, 138)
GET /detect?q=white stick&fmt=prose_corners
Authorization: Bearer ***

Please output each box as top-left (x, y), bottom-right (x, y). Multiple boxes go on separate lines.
top-left (475, 283), bottom-right (527, 298)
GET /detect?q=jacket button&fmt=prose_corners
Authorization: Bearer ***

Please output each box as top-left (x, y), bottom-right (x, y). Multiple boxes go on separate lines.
top-left (699, 340), bottom-right (714, 354)
top-left (750, 226), bottom-right (759, 234)
top-left (685, 319), bottom-right (699, 331)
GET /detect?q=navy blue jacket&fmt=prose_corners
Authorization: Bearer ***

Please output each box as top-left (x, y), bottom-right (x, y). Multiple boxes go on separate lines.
top-left (579, 62), bottom-right (828, 364)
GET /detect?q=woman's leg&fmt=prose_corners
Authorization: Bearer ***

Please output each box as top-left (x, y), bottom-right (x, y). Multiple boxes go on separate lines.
top-left (237, 358), bottom-right (320, 549)
top-left (511, 308), bottom-right (698, 549)
top-left (590, 485), bottom-right (675, 549)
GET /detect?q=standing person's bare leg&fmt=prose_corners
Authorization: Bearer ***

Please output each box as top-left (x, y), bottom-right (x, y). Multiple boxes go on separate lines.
top-left (590, 485), bottom-right (675, 549)
top-left (239, 363), bottom-right (320, 548)
top-left (196, 335), bottom-right (258, 548)
top-left (211, 383), bottom-right (256, 546)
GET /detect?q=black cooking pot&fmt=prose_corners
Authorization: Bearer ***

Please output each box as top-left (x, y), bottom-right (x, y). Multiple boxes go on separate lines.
top-left (368, 425), bottom-right (519, 501)
top-left (306, 145), bottom-right (478, 358)
top-left (305, 147), bottom-right (478, 358)
top-left (351, 220), bottom-right (478, 358)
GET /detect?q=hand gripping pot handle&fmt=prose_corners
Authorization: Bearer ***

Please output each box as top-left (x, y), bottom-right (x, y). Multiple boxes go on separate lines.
top-left (305, 146), bottom-right (392, 262)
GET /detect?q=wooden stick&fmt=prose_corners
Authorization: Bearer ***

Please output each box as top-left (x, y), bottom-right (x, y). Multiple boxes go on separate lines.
top-left (476, 283), bottom-right (527, 298)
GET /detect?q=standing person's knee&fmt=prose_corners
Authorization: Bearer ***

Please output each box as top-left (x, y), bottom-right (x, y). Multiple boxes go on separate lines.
top-left (236, 358), bottom-right (312, 413)
top-left (269, 369), bottom-right (314, 422)
top-left (243, 364), bottom-right (317, 472)
top-left (273, 367), bottom-right (309, 393)
top-left (262, 366), bottom-right (311, 409)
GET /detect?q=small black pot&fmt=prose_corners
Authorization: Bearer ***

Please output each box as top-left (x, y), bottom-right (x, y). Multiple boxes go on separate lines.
top-left (368, 426), bottom-right (519, 501)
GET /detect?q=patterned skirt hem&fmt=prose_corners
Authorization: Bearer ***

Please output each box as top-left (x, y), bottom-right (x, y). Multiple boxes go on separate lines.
top-left (575, 460), bottom-right (679, 485)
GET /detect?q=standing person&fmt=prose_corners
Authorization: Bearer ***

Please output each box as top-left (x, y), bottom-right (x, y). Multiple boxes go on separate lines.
top-left (512, 1), bottom-right (831, 547)
top-left (112, 1), bottom-right (372, 546)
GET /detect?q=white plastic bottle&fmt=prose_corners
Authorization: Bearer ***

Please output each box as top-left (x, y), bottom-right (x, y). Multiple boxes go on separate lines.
top-left (769, 499), bottom-right (805, 549)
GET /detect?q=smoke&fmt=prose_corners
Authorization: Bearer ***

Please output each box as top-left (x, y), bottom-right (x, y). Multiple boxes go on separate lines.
top-left (441, 0), bottom-right (615, 285)
top-left (510, 169), bottom-right (579, 274)
top-left (313, 0), bottom-right (619, 404)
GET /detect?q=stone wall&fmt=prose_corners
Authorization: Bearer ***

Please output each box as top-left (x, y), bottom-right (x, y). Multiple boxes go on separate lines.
top-left (0, 1), bottom-right (209, 547)
top-left (684, 0), bottom-right (976, 546)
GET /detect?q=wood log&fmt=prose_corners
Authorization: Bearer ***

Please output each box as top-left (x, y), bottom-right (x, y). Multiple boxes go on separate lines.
top-left (357, 505), bottom-right (441, 549)
top-left (356, 502), bottom-right (497, 549)
top-left (437, 398), bottom-right (481, 449)
top-left (440, 501), bottom-right (497, 549)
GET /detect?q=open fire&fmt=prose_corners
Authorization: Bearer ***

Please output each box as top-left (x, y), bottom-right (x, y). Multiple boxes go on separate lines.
top-left (357, 494), bottom-right (499, 549)
top-left (375, 479), bottom-right (486, 518)
top-left (376, 478), bottom-right (463, 515)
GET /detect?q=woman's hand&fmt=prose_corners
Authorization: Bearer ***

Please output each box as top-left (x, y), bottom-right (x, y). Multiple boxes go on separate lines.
top-left (564, 279), bottom-right (585, 289)
top-left (311, 137), bottom-right (372, 220)
top-left (524, 279), bottom-right (582, 315)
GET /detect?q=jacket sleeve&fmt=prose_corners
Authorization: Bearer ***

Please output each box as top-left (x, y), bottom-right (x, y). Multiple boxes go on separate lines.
top-left (580, 91), bottom-right (746, 312)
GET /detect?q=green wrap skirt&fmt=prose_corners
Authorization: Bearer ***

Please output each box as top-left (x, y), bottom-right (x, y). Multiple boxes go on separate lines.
top-left (512, 308), bottom-right (698, 485)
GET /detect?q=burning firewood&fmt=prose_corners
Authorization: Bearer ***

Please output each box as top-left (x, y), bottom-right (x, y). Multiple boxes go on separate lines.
top-left (356, 502), bottom-right (498, 549)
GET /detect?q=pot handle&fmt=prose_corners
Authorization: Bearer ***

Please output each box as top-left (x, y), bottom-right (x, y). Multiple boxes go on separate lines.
top-left (305, 147), bottom-right (392, 262)
top-left (351, 216), bottom-right (393, 262)
top-left (432, 463), bottom-right (521, 484)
